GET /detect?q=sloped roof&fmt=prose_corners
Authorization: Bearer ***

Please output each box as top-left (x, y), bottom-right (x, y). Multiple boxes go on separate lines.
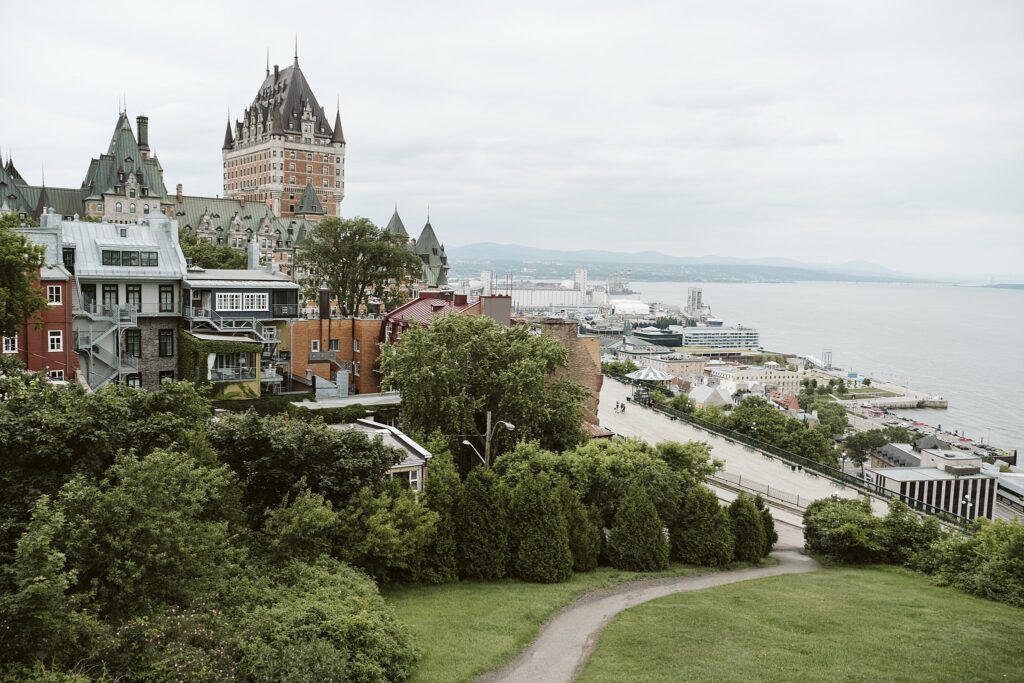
top-left (236, 61), bottom-right (337, 143)
top-left (295, 180), bottom-right (325, 215)
top-left (385, 209), bottom-right (408, 237)
top-left (385, 294), bottom-right (477, 326)
top-left (82, 112), bottom-right (168, 201)
top-left (414, 220), bottom-right (448, 286)
top-left (22, 185), bottom-right (86, 218)
top-left (61, 217), bottom-right (188, 280)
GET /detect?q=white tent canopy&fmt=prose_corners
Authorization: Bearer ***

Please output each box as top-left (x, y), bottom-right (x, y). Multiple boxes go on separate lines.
top-left (625, 366), bottom-right (674, 381)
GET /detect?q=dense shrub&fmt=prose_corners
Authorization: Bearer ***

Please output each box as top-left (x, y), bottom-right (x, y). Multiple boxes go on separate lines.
top-left (803, 497), bottom-right (885, 563)
top-left (670, 485), bottom-right (734, 566)
top-left (455, 468), bottom-right (509, 580)
top-left (335, 480), bottom-right (439, 584)
top-left (235, 558), bottom-right (418, 682)
top-left (914, 520), bottom-right (1024, 607)
top-left (608, 484), bottom-right (669, 571)
top-left (417, 442), bottom-right (461, 583)
top-left (882, 500), bottom-right (942, 565)
top-left (262, 487), bottom-right (338, 564)
top-left (558, 481), bottom-right (601, 572)
top-left (508, 474), bottom-right (573, 583)
top-left (753, 495), bottom-right (778, 557)
top-left (728, 494), bottom-right (767, 563)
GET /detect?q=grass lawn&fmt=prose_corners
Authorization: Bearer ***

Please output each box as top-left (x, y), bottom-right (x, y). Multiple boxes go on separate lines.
top-left (385, 563), bottom-right (746, 683)
top-left (835, 387), bottom-right (900, 399)
top-left (578, 565), bottom-right (1023, 683)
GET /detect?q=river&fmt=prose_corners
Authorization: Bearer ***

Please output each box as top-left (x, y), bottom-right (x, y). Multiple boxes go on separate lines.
top-left (630, 282), bottom-right (1023, 451)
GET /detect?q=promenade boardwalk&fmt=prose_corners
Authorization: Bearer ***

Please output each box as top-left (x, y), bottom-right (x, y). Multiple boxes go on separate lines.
top-left (598, 380), bottom-right (888, 515)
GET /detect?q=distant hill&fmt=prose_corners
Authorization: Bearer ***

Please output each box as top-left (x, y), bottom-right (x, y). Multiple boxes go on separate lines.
top-left (446, 243), bottom-right (913, 282)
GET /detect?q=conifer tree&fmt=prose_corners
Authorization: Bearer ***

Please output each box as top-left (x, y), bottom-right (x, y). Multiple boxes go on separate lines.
top-left (608, 484), bottom-right (669, 571)
top-left (753, 494), bottom-right (778, 557)
top-left (728, 494), bottom-right (767, 563)
top-left (508, 474), bottom-right (573, 583)
top-left (557, 480), bottom-right (601, 572)
top-left (455, 467), bottom-right (508, 580)
top-left (418, 442), bottom-right (461, 583)
top-left (670, 485), bottom-right (734, 566)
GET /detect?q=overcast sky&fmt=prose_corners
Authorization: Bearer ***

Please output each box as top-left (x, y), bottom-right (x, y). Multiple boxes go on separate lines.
top-left (3, 1), bottom-right (1022, 279)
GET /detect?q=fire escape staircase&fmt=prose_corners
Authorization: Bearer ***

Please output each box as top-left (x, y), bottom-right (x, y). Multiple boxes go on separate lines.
top-left (72, 277), bottom-right (139, 390)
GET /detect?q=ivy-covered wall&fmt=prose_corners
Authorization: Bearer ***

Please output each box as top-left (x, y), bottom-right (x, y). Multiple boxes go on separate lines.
top-left (178, 331), bottom-right (263, 400)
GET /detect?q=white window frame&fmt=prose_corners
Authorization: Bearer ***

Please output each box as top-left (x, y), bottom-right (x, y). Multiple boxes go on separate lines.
top-left (242, 293), bottom-right (268, 311)
top-left (48, 330), bottom-right (63, 352)
top-left (215, 293), bottom-right (243, 311)
top-left (409, 469), bottom-right (420, 490)
top-left (2, 335), bottom-right (17, 353)
top-left (48, 369), bottom-right (64, 381)
top-left (311, 339), bottom-right (321, 352)
top-left (353, 361), bottom-right (360, 376)
top-left (353, 338), bottom-right (360, 352)
top-left (47, 285), bottom-right (62, 305)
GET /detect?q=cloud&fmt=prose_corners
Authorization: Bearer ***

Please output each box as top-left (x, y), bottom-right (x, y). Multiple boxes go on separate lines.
top-left (1, 0), bottom-right (1022, 278)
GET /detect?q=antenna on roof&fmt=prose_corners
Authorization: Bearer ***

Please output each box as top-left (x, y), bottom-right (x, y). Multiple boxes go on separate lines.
top-left (294, 34), bottom-right (299, 64)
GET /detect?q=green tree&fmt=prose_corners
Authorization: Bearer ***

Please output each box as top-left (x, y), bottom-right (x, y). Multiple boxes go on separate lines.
top-left (234, 558), bottom-right (418, 682)
top-left (728, 494), bottom-right (766, 563)
top-left (881, 500), bottom-right (941, 565)
top-left (607, 484), bottom-right (669, 571)
top-left (380, 314), bottom-right (589, 458)
top-left (753, 495), bottom-right (778, 557)
top-left (178, 232), bottom-right (248, 269)
top-left (297, 216), bottom-right (422, 316)
top-left (670, 485), bottom-right (734, 566)
top-left (56, 450), bottom-right (243, 620)
top-left (812, 399), bottom-right (849, 435)
top-left (862, 378), bottom-right (872, 386)
top-left (262, 487), bottom-right (339, 564)
top-left (207, 411), bottom-right (400, 517)
top-left (417, 439), bottom-right (461, 583)
top-left (335, 480), bottom-right (439, 584)
top-left (803, 497), bottom-right (886, 563)
top-left (0, 212), bottom-right (47, 337)
top-left (455, 468), bottom-right (509, 580)
top-left (557, 480), bottom-right (601, 572)
top-left (669, 392), bottom-right (695, 414)
top-left (508, 473), bottom-right (573, 583)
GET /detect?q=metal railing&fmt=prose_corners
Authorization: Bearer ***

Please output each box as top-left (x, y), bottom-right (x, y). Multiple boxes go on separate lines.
top-left (711, 471), bottom-right (809, 509)
top-left (74, 302), bottom-right (138, 327)
top-left (209, 366), bottom-right (257, 382)
top-left (308, 351), bottom-right (336, 362)
top-left (617, 379), bottom-right (973, 528)
top-left (272, 303), bottom-right (299, 317)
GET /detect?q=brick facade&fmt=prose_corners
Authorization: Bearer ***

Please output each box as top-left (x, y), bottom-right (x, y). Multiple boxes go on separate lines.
top-left (538, 319), bottom-right (603, 424)
top-left (8, 278), bottom-right (77, 381)
top-left (134, 318), bottom-right (179, 391)
top-left (289, 318), bottom-right (384, 395)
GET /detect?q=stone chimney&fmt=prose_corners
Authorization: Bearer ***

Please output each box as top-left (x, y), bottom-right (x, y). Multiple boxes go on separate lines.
top-left (247, 239), bottom-right (260, 270)
top-left (239, 196), bottom-right (246, 208)
top-left (136, 115), bottom-right (150, 158)
top-left (175, 183), bottom-right (183, 204)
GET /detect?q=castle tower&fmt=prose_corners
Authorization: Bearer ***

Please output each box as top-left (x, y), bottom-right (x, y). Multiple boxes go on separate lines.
top-left (222, 47), bottom-right (346, 219)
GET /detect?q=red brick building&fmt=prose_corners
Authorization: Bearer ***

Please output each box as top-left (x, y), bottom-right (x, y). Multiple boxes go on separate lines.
top-left (4, 222), bottom-right (78, 381)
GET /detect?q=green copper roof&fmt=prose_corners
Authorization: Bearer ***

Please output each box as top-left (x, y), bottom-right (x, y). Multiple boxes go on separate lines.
top-left (82, 112), bottom-right (169, 202)
top-left (294, 180), bottom-right (325, 215)
top-left (415, 220), bottom-right (449, 286)
top-left (385, 209), bottom-right (408, 237)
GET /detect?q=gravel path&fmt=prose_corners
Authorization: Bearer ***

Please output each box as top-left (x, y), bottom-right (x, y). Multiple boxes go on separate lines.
top-left (476, 527), bottom-right (818, 683)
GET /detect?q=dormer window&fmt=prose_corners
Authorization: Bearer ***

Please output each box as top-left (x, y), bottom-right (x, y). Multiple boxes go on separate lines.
top-left (129, 189), bottom-right (136, 198)
top-left (120, 228), bottom-right (127, 238)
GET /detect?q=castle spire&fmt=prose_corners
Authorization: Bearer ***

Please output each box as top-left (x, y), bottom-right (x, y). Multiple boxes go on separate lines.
top-left (332, 98), bottom-right (345, 144)
top-left (294, 34), bottom-right (299, 65)
top-left (266, 48), bottom-right (270, 77)
top-left (223, 114), bottom-right (234, 150)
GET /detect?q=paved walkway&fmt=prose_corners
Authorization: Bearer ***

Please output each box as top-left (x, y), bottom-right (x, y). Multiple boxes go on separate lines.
top-left (599, 380), bottom-right (888, 515)
top-left (477, 526), bottom-right (817, 683)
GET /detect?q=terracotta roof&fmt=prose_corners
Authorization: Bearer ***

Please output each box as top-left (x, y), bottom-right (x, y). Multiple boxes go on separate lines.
top-left (386, 295), bottom-right (476, 326)
top-left (583, 422), bottom-right (615, 439)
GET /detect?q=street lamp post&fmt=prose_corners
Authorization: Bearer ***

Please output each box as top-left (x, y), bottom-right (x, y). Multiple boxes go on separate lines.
top-left (962, 495), bottom-right (973, 521)
top-left (483, 411), bottom-right (515, 467)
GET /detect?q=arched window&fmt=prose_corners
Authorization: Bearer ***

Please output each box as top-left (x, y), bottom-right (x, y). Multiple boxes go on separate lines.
top-left (143, 204), bottom-right (150, 214)
top-left (129, 203), bottom-right (136, 213)
top-left (115, 202), bottom-right (123, 213)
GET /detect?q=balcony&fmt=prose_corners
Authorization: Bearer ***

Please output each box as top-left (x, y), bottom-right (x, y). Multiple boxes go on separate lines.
top-left (308, 351), bottom-right (336, 363)
top-left (272, 303), bottom-right (300, 318)
top-left (209, 366), bottom-right (258, 382)
top-left (74, 302), bottom-right (139, 326)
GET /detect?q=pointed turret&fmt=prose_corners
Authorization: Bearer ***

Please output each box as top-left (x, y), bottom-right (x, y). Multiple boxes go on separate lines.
top-left (332, 105), bottom-right (345, 144)
top-left (223, 117), bottom-right (234, 149)
top-left (385, 208), bottom-right (408, 238)
top-left (294, 179), bottom-right (325, 215)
